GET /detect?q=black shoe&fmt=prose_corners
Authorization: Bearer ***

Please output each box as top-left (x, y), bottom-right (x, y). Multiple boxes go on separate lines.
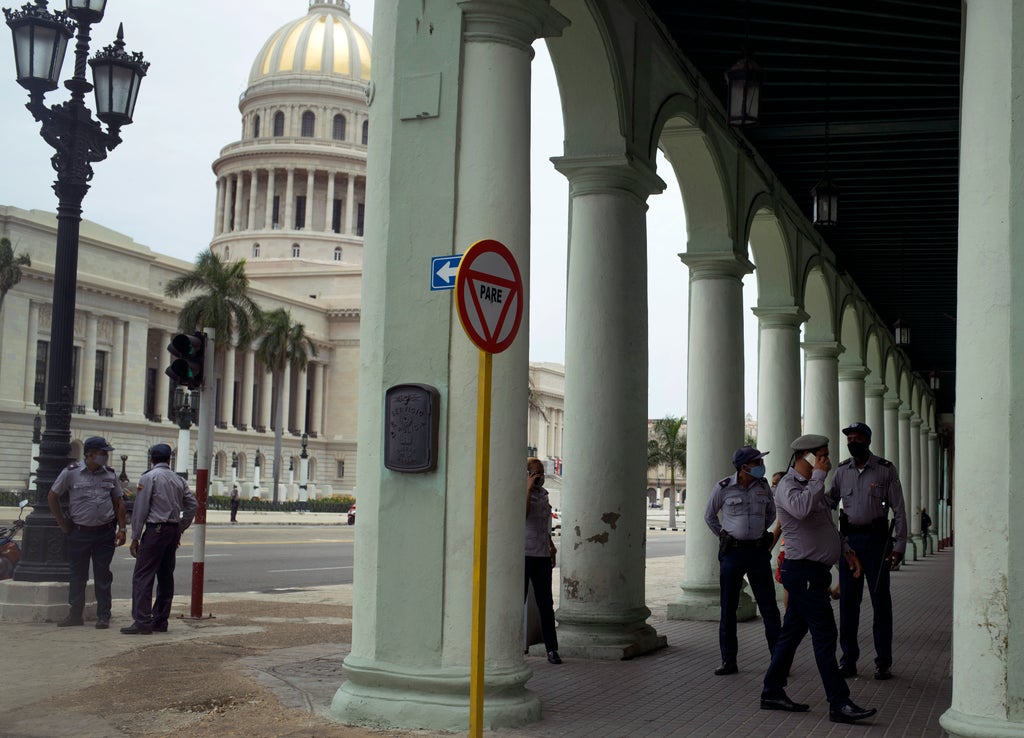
top-left (57, 616), bottom-right (84, 627)
top-left (546, 651), bottom-right (562, 664)
top-left (874, 667), bottom-right (892, 680)
top-left (838, 663), bottom-right (857, 678)
top-left (830, 702), bottom-right (877, 723)
top-left (760, 695), bottom-right (810, 712)
top-left (153, 624), bottom-right (168, 633)
top-left (714, 662), bottom-right (738, 676)
top-left (95, 618), bottom-right (109, 630)
top-left (120, 624), bottom-right (153, 635)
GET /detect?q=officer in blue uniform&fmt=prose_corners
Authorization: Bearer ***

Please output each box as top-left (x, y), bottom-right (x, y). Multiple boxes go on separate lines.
top-left (704, 445), bottom-right (781, 675)
top-left (828, 422), bottom-right (907, 681)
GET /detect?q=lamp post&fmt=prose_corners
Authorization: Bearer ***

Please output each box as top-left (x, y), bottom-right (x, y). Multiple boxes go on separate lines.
top-left (172, 386), bottom-right (198, 479)
top-left (253, 449), bottom-right (261, 499)
top-left (299, 432), bottom-right (309, 513)
top-left (5, 0), bottom-right (148, 582)
top-left (231, 450), bottom-right (238, 487)
top-left (28, 411), bottom-right (41, 487)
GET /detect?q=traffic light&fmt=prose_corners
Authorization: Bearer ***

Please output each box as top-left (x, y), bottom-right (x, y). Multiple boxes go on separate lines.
top-left (165, 332), bottom-right (206, 389)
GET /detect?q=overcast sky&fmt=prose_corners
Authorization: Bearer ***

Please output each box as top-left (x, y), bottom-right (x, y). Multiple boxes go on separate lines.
top-left (0, 0), bottom-right (760, 418)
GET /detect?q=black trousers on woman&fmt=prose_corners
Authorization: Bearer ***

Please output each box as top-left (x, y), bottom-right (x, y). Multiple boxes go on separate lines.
top-left (525, 555), bottom-right (559, 653)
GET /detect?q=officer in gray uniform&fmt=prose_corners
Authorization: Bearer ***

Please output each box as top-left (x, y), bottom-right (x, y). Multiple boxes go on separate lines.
top-left (704, 445), bottom-right (781, 675)
top-left (760, 434), bottom-right (877, 724)
top-left (121, 443), bottom-right (197, 635)
top-left (47, 436), bottom-right (127, 629)
top-left (828, 421), bottom-right (907, 681)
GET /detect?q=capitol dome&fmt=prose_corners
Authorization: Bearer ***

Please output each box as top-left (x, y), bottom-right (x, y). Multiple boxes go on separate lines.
top-left (249, 0), bottom-right (371, 86)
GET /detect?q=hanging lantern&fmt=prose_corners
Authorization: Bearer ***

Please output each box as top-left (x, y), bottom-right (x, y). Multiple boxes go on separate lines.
top-left (893, 319), bottom-right (911, 346)
top-left (812, 176), bottom-right (839, 226)
top-left (725, 54), bottom-right (762, 126)
top-left (929, 372), bottom-right (940, 390)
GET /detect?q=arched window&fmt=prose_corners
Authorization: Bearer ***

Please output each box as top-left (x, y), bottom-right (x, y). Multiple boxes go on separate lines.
top-left (333, 246), bottom-right (342, 262)
top-left (252, 243), bottom-right (260, 258)
top-left (308, 456), bottom-right (317, 482)
top-left (332, 114), bottom-right (346, 141)
top-left (236, 452), bottom-right (247, 480)
top-left (361, 120), bottom-right (369, 145)
top-left (253, 114), bottom-right (260, 138)
top-left (224, 246), bottom-right (230, 260)
top-left (213, 452), bottom-right (224, 477)
top-left (301, 110), bottom-right (315, 137)
top-left (292, 243), bottom-right (300, 258)
top-left (273, 111), bottom-right (285, 137)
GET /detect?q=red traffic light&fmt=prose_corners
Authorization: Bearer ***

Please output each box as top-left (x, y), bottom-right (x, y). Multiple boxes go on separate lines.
top-left (165, 332), bottom-right (206, 389)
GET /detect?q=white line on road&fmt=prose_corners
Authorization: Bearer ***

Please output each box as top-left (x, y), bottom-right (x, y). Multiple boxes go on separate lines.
top-left (267, 565), bottom-right (353, 573)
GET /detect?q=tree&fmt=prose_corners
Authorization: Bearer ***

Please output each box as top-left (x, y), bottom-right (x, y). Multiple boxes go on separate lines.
top-left (647, 416), bottom-right (687, 529)
top-left (164, 250), bottom-right (261, 350)
top-left (255, 308), bottom-right (317, 503)
top-left (0, 237), bottom-right (31, 314)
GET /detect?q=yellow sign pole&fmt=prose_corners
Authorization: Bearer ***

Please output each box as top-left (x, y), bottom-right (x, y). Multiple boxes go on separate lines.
top-left (469, 348), bottom-right (492, 737)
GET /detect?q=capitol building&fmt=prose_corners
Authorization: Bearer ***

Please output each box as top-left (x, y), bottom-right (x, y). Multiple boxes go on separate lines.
top-left (0, 0), bottom-right (563, 499)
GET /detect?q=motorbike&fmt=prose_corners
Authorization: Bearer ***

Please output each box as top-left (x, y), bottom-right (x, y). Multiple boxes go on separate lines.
top-left (0, 498), bottom-right (29, 580)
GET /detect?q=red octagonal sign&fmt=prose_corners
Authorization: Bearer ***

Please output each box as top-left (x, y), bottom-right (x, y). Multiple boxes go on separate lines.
top-left (455, 239), bottom-right (523, 354)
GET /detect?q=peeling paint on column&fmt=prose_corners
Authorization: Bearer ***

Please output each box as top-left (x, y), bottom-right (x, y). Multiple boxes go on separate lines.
top-left (563, 577), bottom-right (580, 599)
top-left (586, 531), bottom-right (609, 544)
top-left (601, 512), bottom-right (620, 529)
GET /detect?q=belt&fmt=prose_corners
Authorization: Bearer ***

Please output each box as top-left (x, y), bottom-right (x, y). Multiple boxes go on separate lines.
top-left (146, 521), bottom-right (180, 531)
top-left (732, 538), bottom-right (764, 549)
top-left (72, 521), bottom-right (114, 532)
top-left (845, 518), bottom-right (886, 535)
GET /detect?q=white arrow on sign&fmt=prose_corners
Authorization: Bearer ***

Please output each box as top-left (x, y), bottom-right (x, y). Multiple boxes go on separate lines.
top-left (435, 260), bottom-right (459, 284)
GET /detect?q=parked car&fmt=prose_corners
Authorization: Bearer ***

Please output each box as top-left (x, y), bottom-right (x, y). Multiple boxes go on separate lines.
top-left (551, 509), bottom-right (561, 534)
top-left (347, 504), bottom-right (356, 525)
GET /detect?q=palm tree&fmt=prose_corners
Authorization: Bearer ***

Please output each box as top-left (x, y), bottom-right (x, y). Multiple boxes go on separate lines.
top-left (0, 237), bottom-right (31, 314)
top-left (164, 250), bottom-right (262, 350)
top-left (647, 416), bottom-right (687, 529)
top-left (255, 308), bottom-right (317, 503)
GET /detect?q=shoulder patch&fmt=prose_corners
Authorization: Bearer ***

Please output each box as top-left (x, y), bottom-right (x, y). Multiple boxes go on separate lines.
top-left (719, 478), bottom-right (730, 487)
top-left (66, 462), bottom-right (80, 470)
top-left (877, 458), bottom-right (893, 467)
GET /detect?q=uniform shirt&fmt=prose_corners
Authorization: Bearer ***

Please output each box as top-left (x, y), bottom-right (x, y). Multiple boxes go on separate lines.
top-left (704, 473), bottom-right (776, 541)
top-left (827, 453), bottom-right (908, 555)
top-left (50, 463), bottom-right (118, 526)
top-left (774, 467), bottom-right (847, 566)
top-left (525, 486), bottom-right (552, 557)
top-left (131, 463), bottom-right (198, 541)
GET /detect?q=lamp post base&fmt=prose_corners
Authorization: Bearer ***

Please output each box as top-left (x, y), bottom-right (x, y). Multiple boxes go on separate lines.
top-left (13, 509), bottom-right (69, 583)
top-left (0, 579), bottom-right (70, 622)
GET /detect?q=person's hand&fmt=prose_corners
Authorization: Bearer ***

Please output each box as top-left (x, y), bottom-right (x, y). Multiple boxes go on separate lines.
top-left (844, 550), bottom-right (862, 578)
top-left (814, 455), bottom-right (832, 473)
top-left (114, 530), bottom-right (126, 547)
top-left (129, 540), bottom-right (139, 558)
top-left (58, 521), bottom-right (70, 535)
top-left (527, 471), bottom-right (542, 491)
top-left (888, 550), bottom-right (903, 567)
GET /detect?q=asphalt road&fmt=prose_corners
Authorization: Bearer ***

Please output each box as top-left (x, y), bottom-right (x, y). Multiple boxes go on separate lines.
top-left (106, 525), bottom-right (686, 599)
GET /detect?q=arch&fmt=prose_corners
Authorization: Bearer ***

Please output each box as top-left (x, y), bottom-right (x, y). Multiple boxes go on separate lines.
top-left (865, 329), bottom-right (884, 387)
top-left (224, 245), bottom-right (230, 260)
top-left (214, 451), bottom-right (226, 478)
top-left (360, 120), bottom-right (368, 145)
top-left (803, 266), bottom-right (836, 342)
top-left (749, 210), bottom-right (796, 304)
top-left (301, 110), bottom-right (315, 137)
top-left (236, 452), bottom-right (247, 480)
top-left (292, 243), bottom-right (301, 258)
top-left (332, 113), bottom-right (346, 141)
top-left (839, 301), bottom-right (864, 366)
top-left (273, 111), bottom-right (285, 137)
top-left (309, 456), bottom-right (317, 482)
top-left (333, 246), bottom-right (343, 262)
top-left (253, 114), bottom-right (261, 138)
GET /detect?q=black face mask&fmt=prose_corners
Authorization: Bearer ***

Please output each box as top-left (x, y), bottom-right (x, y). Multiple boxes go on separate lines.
top-left (847, 442), bottom-right (870, 459)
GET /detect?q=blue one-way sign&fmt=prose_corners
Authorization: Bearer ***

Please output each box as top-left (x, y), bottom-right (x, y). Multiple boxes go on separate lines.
top-left (431, 254), bottom-right (462, 291)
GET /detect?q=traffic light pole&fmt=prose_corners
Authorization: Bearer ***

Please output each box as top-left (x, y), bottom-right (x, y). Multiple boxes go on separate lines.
top-left (189, 326), bottom-right (215, 619)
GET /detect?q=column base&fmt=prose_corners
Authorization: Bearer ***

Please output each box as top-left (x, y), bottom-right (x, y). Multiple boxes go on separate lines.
top-left (0, 579), bottom-right (70, 622)
top-left (909, 535), bottom-right (923, 561)
top-left (552, 604), bottom-right (666, 660)
top-left (940, 707), bottom-right (1024, 738)
top-left (666, 582), bottom-right (755, 621)
top-left (332, 656), bottom-right (539, 732)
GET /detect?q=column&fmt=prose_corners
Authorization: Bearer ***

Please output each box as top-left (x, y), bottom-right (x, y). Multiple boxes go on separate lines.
top-left (884, 397), bottom-right (901, 467)
top-left (221, 176), bottom-right (233, 234)
top-left (753, 307), bottom-right (805, 471)
top-left (311, 362), bottom-right (324, 436)
top-left (79, 314), bottom-right (98, 411)
top-left (837, 365), bottom-right (868, 460)
top-left (294, 365), bottom-right (308, 433)
top-left (214, 177), bottom-right (225, 236)
top-left (155, 330), bottom-right (172, 423)
top-left (910, 414), bottom-right (923, 556)
top-left (264, 168), bottom-right (276, 229)
top-left (345, 173), bottom-right (356, 235)
top-left (304, 170), bottom-right (315, 230)
top-left (221, 342), bottom-right (236, 427)
top-left (802, 341), bottom-right (842, 448)
top-left (232, 173), bottom-right (244, 232)
top-left (279, 363), bottom-right (291, 432)
top-left (552, 157), bottom-right (666, 657)
top-left (325, 171), bottom-right (336, 232)
top-left (333, 1), bottom-right (567, 730)
top-left (106, 319), bottom-right (124, 414)
top-left (240, 348), bottom-right (255, 430)
top-left (247, 169), bottom-right (259, 230)
top-left (284, 167), bottom-right (295, 231)
top-left (898, 408), bottom-right (915, 559)
top-left (927, 430), bottom-right (938, 551)
top-left (122, 319), bottom-right (148, 417)
top-left (23, 301), bottom-right (39, 404)
top-left (865, 381), bottom-right (886, 456)
top-left (667, 252), bottom-right (752, 621)
top-left (258, 365), bottom-right (272, 431)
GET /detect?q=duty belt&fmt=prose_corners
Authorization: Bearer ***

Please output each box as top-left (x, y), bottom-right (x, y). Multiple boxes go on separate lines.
top-left (72, 520), bottom-right (114, 532)
top-left (842, 516), bottom-right (888, 536)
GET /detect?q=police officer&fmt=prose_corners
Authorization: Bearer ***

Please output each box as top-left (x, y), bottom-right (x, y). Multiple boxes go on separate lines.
top-left (760, 434), bottom-right (877, 724)
top-left (46, 436), bottom-right (127, 629)
top-left (704, 445), bottom-right (781, 675)
top-left (828, 422), bottom-right (907, 681)
top-left (121, 443), bottom-right (198, 635)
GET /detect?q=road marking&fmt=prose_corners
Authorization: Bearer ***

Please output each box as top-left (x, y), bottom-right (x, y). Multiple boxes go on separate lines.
top-left (267, 565), bottom-right (353, 573)
top-left (178, 539), bottom-right (352, 546)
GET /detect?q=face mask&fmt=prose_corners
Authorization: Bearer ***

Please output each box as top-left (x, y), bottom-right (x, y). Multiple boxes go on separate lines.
top-left (93, 453), bottom-right (109, 466)
top-left (847, 442), bottom-right (869, 459)
top-left (746, 464), bottom-right (766, 479)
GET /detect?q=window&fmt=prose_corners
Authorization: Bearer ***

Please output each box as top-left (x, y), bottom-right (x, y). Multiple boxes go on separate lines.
top-left (334, 246), bottom-right (343, 262)
top-left (295, 195), bottom-right (306, 229)
top-left (224, 245), bottom-right (230, 260)
top-left (301, 110), bottom-right (315, 137)
top-left (92, 351), bottom-right (106, 412)
top-left (361, 120), bottom-right (368, 145)
top-left (292, 244), bottom-right (301, 258)
top-left (213, 452), bottom-right (223, 477)
top-left (34, 340), bottom-right (48, 406)
top-left (272, 195), bottom-right (280, 228)
top-left (337, 460), bottom-right (345, 478)
top-left (253, 114), bottom-right (260, 138)
top-left (273, 111), bottom-right (285, 137)
top-left (356, 203), bottom-right (365, 236)
top-left (332, 114), bottom-right (346, 140)
top-left (252, 243), bottom-right (260, 258)
top-left (331, 198), bottom-right (342, 233)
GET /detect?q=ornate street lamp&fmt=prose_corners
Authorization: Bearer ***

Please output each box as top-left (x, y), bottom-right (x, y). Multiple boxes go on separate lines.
top-left (4, 0), bottom-right (148, 582)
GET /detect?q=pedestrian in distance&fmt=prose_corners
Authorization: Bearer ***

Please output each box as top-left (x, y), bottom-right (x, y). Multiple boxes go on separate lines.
top-left (760, 434), bottom-right (877, 724)
top-left (525, 457), bottom-right (561, 665)
top-left (230, 485), bottom-right (240, 523)
top-left (121, 443), bottom-right (198, 635)
top-left (920, 507), bottom-right (932, 555)
top-left (47, 436), bottom-right (127, 629)
top-left (828, 422), bottom-right (907, 681)
top-left (704, 445), bottom-right (782, 675)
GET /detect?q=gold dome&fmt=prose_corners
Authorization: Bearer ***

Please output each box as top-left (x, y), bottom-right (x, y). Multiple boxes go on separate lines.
top-left (249, 1), bottom-right (371, 85)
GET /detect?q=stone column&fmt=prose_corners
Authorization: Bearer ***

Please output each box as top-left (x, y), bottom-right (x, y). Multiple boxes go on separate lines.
top-left (214, 177), bottom-right (225, 236)
top-left (284, 168), bottom-right (295, 231)
top-left (122, 319), bottom-right (148, 418)
top-left (325, 171), bottom-right (336, 232)
top-left (79, 314), bottom-right (98, 412)
top-left (910, 414), bottom-right (923, 555)
top-left (927, 430), bottom-right (938, 550)
top-left (345, 173), bottom-right (356, 235)
top-left (240, 348), bottom-right (254, 430)
top-left (884, 397), bottom-right (901, 466)
top-left (294, 365), bottom-right (308, 434)
top-left (753, 306), bottom-right (806, 470)
top-left (304, 170), bottom-right (315, 230)
top-left (837, 365), bottom-right (868, 460)
top-left (865, 382), bottom-right (886, 456)
top-left (265, 168), bottom-right (276, 230)
top-left (802, 341), bottom-right (842, 447)
top-left (258, 365), bottom-right (272, 431)
top-left (247, 169), bottom-right (260, 230)
top-left (107, 319), bottom-right (124, 414)
top-left (311, 362), bottom-right (324, 436)
top-left (154, 330), bottom-right (172, 423)
top-left (23, 301), bottom-right (39, 404)
top-left (232, 174), bottom-right (244, 232)
top-left (279, 363), bottom-right (291, 433)
top-left (898, 408), bottom-right (915, 559)
top-left (552, 156), bottom-right (666, 657)
top-left (668, 252), bottom-right (752, 621)
top-left (221, 343), bottom-right (236, 427)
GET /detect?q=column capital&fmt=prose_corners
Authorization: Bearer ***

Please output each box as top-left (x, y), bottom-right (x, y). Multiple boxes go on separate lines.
top-left (458, 0), bottom-right (568, 51)
top-left (678, 252), bottom-right (754, 281)
top-left (801, 340), bottom-right (844, 360)
top-left (884, 397), bottom-right (903, 411)
top-left (552, 155), bottom-right (665, 201)
top-left (838, 364), bottom-right (870, 382)
top-left (865, 382), bottom-right (888, 397)
top-left (911, 416), bottom-right (923, 428)
top-left (899, 408), bottom-right (913, 420)
top-left (752, 305), bottom-right (808, 328)
top-left (929, 431), bottom-right (939, 440)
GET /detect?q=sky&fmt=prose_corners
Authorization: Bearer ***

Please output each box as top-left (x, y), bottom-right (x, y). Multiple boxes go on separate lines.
top-left (0, 0), bottom-right (760, 419)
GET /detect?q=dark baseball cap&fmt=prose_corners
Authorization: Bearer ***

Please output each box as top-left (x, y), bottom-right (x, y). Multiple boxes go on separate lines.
top-left (149, 443), bottom-right (173, 458)
top-left (83, 436), bottom-right (113, 452)
top-left (732, 445), bottom-right (769, 468)
top-left (841, 422), bottom-right (872, 439)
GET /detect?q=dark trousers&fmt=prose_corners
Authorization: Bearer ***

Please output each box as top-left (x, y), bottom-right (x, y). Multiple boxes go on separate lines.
top-left (230, 501), bottom-right (239, 522)
top-left (839, 531), bottom-right (893, 669)
top-left (131, 524), bottom-right (180, 628)
top-left (718, 546), bottom-right (781, 665)
top-left (67, 526), bottom-right (115, 620)
top-left (763, 558), bottom-right (850, 708)
top-left (525, 555), bottom-right (558, 653)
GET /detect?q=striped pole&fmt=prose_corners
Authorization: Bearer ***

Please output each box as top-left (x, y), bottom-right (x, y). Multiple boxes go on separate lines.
top-left (189, 326), bottom-right (215, 619)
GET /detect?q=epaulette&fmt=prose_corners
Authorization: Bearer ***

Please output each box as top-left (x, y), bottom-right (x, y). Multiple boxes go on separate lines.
top-left (66, 461), bottom-right (81, 470)
top-left (839, 458), bottom-right (853, 467)
top-left (877, 458), bottom-right (893, 467)
top-left (719, 477), bottom-right (730, 487)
